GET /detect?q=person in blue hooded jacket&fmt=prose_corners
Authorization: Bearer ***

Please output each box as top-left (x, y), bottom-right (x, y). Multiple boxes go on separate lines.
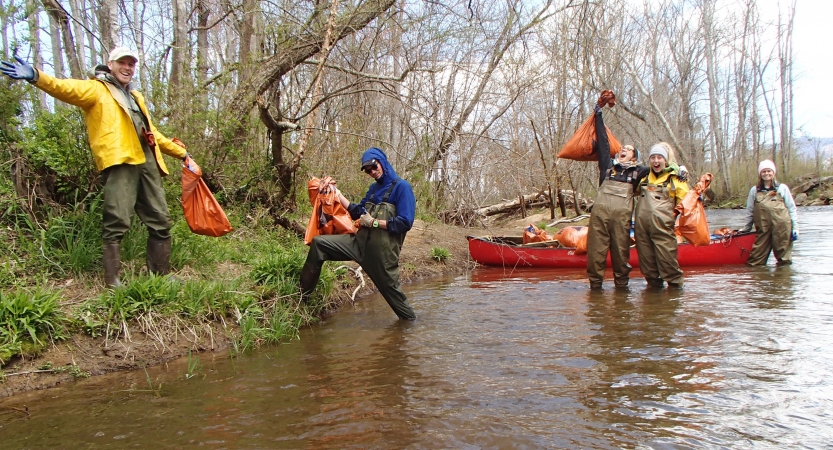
top-left (299, 148), bottom-right (417, 320)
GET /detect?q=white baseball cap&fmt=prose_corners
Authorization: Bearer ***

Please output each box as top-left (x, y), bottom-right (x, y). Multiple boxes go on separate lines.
top-left (108, 46), bottom-right (139, 63)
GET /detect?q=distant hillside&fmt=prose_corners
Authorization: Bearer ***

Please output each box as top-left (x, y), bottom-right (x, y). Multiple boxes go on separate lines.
top-left (795, 136), bottom-right (833, 159)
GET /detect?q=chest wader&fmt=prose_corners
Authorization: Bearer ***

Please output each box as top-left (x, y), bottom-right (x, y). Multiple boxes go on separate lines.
top-left (299, 181), bottom-right (416, 320)
top-left (748, 190), bottom-right (793, 265)
top-left (634, 179), bottom-right (684, 287)
top-left (587, 178), bottom-right (634, 287)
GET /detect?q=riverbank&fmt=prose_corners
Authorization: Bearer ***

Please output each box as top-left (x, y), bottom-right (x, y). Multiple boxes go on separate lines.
top-left (0, 218), bottom-right (518, 398)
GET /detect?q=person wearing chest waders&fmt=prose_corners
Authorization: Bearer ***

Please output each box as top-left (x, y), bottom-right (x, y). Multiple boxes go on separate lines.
top-left (586, 102), bottom-right (650, 290)
top-left (1, 48), bottom-right (191, 288)
top-left (741, 159), bottom-right (799, 266)
top-left (299, 148), bottom-right (417, 320)
top-left (634, 143), bottom-right (689, 289)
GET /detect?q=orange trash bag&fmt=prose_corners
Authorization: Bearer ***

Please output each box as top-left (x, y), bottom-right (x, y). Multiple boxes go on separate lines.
top-left (557, 90), bottom-right (623, 161)
top-left (181, 156), bottom-right (233, 237)
top-left (553, 226), bottom-right (589, 254)
top-left (304, 177), bottom-right (358, 245)
top-left (523, 224), bottom-right (550, 244)
top-left (674, 173), bottom-right (713, 246)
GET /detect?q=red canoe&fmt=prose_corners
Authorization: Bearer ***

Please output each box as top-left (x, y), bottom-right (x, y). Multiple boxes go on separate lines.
top-left (467, 232), bottom-right (756, 268)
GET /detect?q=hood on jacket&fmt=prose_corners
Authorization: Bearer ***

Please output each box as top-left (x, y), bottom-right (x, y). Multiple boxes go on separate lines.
top-left (361, 147), bottom-right (400, 185)
top-left (88, 64), bottom-right (137, 91)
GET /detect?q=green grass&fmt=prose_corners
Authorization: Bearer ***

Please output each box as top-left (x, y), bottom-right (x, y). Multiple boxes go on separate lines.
top-left (0, 288), bottom-right (66, 364)
top-left (0, 192), bottom-right (357, 368)
top-left (430, 246), bottom-right (451, 263)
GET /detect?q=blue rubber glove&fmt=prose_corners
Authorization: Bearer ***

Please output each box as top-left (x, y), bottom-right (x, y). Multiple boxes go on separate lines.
top-left (0, 56), bottom-right (35, 81)
top-left (791, 231), bottom-right (798, 241)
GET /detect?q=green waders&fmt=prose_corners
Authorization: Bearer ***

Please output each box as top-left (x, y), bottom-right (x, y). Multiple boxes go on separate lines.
top-left (587, 180), bottom-right (634, 287)
top-left (748, 190), bottom-right (793, 265)
top-left (300, 182), bottom-right (416, 320)
top-left (634, 179), bottom-right (684, 287)
top-left (100, 145), bottom-right (173, 286)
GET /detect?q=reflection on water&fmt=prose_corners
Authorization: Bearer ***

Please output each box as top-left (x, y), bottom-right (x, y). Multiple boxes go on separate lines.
top-left (1, 207), bottom-right (832, 448)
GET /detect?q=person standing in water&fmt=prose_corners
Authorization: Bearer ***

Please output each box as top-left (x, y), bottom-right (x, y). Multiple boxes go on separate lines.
top-left (633, 143), bottom-right (689, 288)
top-left (299, 148), bottom-right (417, 320)
top-left (586, 98), bottom-right (649, 289)
top-left (741, 159), bottom-right (799, 265)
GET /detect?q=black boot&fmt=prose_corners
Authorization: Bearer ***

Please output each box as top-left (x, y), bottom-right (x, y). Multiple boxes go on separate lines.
top-left (299, 261), bottom-right (322, 301)
top-left (146, 236), bottom-right (172, 275)
top-left (103, 242), bottom-right (122, 288)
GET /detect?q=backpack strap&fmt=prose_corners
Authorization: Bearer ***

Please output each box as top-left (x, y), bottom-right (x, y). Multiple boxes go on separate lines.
top-left (381, 180), bottom-right (399, 203)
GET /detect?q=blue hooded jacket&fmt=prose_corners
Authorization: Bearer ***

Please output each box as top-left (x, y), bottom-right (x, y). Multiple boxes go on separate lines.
top-left (347, 147), bottom-right (416, 235)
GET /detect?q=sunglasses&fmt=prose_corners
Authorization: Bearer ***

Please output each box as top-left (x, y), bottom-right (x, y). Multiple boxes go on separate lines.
top-left (362, 163), bottom-right (378, 174)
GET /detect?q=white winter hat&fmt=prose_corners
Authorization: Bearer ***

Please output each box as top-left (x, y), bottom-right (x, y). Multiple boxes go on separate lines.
top-left (108, 46), bottom-right (138, 62)
top-left (648, 144), bottom-right (668, 161)
top-left (758, 159), bottom-right (776, 175)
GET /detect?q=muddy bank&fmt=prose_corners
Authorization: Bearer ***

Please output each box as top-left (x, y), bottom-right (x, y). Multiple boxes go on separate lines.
top-left (0, 219), bottom-right (504, 398)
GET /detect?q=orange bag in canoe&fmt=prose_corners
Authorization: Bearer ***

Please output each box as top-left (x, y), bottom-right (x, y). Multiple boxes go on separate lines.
top-left (523, 224), bottom-right (550, 244)
top-left (557, 90), bottom-right (623, 161)
top-left (674, 173), bottom-right (712, 246)
top-left (553, 226), bottom-right (589, 254)
top-left (181, 156), bottom-right (233, 237)
top-left (304, 177), bottom-right (357, 245)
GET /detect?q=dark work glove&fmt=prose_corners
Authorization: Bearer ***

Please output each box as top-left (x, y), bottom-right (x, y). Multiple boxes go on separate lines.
top-left (0, 56), bottom-right (35, 81)
top-left (791, 231), bottom-right (798, 241)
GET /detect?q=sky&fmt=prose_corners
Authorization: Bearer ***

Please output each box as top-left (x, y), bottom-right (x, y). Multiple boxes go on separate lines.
top-left (769, 1), bottom-right (831, 138)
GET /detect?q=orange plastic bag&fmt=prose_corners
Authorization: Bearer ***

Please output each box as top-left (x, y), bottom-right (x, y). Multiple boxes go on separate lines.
top-left (522, 224), bottom-right (550, 244)
top-left (557, 114), bottom-right (623, 161)
top-left (181, 156), bottom-right (233, 237)
top-left (553, 226), bottom-right (589, 254)
top-left (557, 91), bottom-right (623, 161)
top-left (674, 173), bottom-right (712, 246)
top-left (304, 177), bottom-right (357, 245)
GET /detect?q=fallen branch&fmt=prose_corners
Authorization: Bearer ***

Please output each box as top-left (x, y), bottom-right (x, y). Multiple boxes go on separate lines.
top-left (333, 265), bottom-right (366, 303)
top-left (547, 214), bottom-right (590, 227)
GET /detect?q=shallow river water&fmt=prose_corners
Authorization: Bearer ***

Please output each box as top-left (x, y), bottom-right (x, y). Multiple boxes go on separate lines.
top-left (2, 207), bottom-right (833, 449)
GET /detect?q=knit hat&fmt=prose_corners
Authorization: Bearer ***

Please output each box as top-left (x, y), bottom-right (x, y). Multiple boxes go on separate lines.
top-left (758, 159), bottom-right (776, 175)
top-left (648, 144), bottom-right (668, 161)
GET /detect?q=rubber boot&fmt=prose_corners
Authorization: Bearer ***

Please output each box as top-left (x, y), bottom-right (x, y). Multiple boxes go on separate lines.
top-left (146, 236), bottom-right (172, 275)
top-left (299, 261), bottom-right (322, 302)
top-left (103, 242), bottom-right (122, 288)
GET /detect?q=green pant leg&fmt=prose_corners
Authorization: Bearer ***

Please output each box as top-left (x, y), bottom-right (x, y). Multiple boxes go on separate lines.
top-left (608, 216), bottom-right (632, 285)
top-left (360, 230), bottom-right (415, 320)
top-left (586, 212), bottom-right (611, 285)
top-left (306, 234), bottom-right (363, 268)
top-left (771, 225), bottom-right (793, 263)
top-left (634, 224), bottom-right (660, 283)
top-left (101, 164), bottom-right (140, 243)
top-left (748, 229), bottom-right (773, 266)
top-left (652, 229), bottom-right (683, 284)
top-left (133, 153), bottom-right (173, 240)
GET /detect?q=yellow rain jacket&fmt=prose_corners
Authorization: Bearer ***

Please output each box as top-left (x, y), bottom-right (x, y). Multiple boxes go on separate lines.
top-left (642, 170), bottom-right (689, 204)
top-left (33, 71), bottom-right (186, 175)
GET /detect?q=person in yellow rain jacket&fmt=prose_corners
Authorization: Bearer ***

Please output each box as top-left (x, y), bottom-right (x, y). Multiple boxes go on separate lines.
top-left (633, 142), bottom-right (689, 289)
top-left (1, 47), bottom-right (191, 287)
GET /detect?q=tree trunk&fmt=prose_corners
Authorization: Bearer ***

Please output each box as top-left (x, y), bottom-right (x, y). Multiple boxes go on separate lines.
top-left (26, 0), bottom-right (48, 109)
top-left (42, 0), bottom-right (83, 79)
top-left (97, 0), bottom-right (118, 52)
top-left (703, 0), bottom-right (731, 196)
top-left (169, 0), bottom-right (188, 102)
